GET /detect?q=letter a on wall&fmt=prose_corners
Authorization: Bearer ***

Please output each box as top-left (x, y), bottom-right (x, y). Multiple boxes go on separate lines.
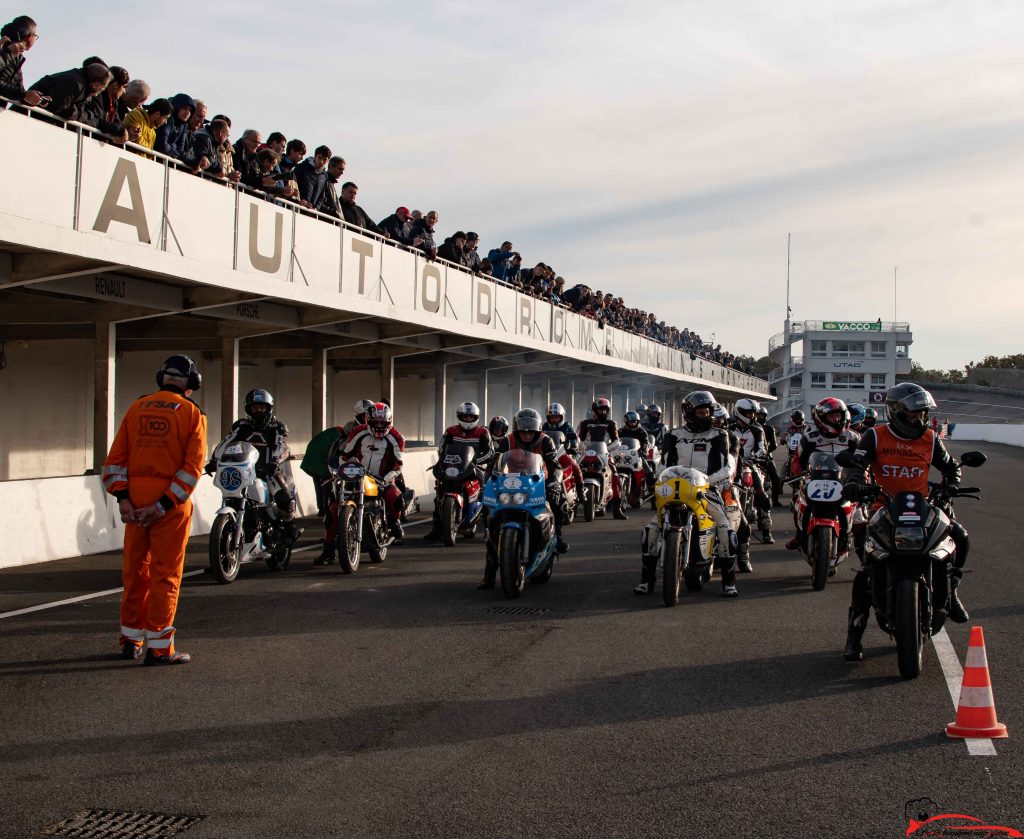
top-left (93, 158), bottom-right (151, 243)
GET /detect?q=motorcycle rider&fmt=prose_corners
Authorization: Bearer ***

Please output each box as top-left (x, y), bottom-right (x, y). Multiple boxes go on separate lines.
top-left (329, 402), bottom-right (406, 540)
top-left (862, 407), bottom-right (878, 429)
top-left (577, 397), bottom-right (628, 519)
top-left (847, 402), bottom-right (868, 434)
top-left (638, 391), bottom-right (738, 597)
top-left (542, 402), bottom-right (578, 453)
top-left (488, 416), bottom-right (509, 444)
top-left (618, 410), bottom-right (654, 491)
top-left (207, 388), bottom-right (299, 544)
top-left (755, 406), bottom-right (783, 508)
top-left (841, 383), bottom-right (967, 661)
top-left (344, 399), bottom-right (375, 437)
top-left (423, 402), bottom-right (493, 541)
top-left (730, 398), bottom-right (774, 551)
top-left (643, 403), bottom-right (667, 451)
top-left (784, 397), bottom-right (859, 553)
top-left (785, 409), bottom-right (809, 439)
top-left (479, 409), bottom-right (569, 589)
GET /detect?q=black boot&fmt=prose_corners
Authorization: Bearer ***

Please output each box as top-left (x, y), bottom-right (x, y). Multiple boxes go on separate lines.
top-left (949, 574), bottom-right (969, 623)
top-left (313, 542), bottom-right (336, 566)
top-left (737, 545), bottom-right (753, 573)
top-left (844, 608), bottom-right (865, 661)
top-left (761, 528), bottom-right (774, 545)
top-left (555, 530), bottom-right (569, 554)
top-left (478, 554), bottom-right (497, 590)
top-left (422, 519), bottom-right (442, 541)
top-left (613, 499), bottom-right (628, 520)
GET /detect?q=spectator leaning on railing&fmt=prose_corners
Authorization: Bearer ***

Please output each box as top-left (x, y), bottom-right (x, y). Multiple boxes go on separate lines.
top-left (279, 139), bottom-right (304, 173)
top-left (117, 78), bottom-right (149, 121)
top-left (340, 182), bottom-right (387, 236)
top-left (318, 157), bottom-right (346, 217)
top-left (78, 64), bottom-right (129, 141)
top-left (232, 128), bottom-right (262, 183)
top-left (0, 15), bottom-right (43, 107)
top-left (378, 206), bottom-right (414, 243)
top-left (488, 241), bottom-right (521, 284)
top-left (123, 97), bottom-right (172, 154)
top-left (410, 211), bottom-right (439, 259)
top-left (29, 60), bottom-right (112, 121)
top-left (154, 92), bottom-right (195, 162)
top-left (294, 145), bottom-right (331, 210)
top-left (189, 118), bottom-right (230, 177)
top-left (437, 230), bottom-right (467, 265)
top-left (465, 232), bottom-right (482, 273)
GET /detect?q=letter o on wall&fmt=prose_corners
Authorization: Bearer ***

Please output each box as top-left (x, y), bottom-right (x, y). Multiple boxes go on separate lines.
top-left (552, 308), bottom-right (564, 344)
top-left (421, 264), bottom-right (442, 313)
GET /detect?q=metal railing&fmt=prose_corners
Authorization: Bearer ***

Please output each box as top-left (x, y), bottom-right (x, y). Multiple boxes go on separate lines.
top-left (768, 357), bottom-right (803, 384)
top-left (1, 99), bottom-right (770, 396)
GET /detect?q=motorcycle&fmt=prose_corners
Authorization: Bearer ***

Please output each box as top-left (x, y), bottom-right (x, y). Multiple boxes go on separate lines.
top-left (784, 432), bottom-right (803, 485)
top-left (578, 440), bottom-right (616, 522)
top-left (482, 449), bottom-right (558, 598)
top-left (613, 438), bottom-right (648, 509)
top-left (859, 450), bottom-right (986, 680)
top-left (208, 442), bottom-right (293, 584)
top-left (792, 451), bottom-right (856, 590)
top-left (736, 458), bottom-right (769, 531)
top-left (650, 468), bottom-right (719, 606)
top-left (434, 441), bottom-right (484, 546)
top-left (330, 460), bottom-right (396, 573)
top-left (547, 431), bottom-right (578, 524)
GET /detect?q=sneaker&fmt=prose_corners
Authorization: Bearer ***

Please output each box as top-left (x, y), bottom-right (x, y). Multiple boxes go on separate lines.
top-left (634, 581), bottom-right (653, 595)
top-left (143, 649), bottom-right (191, 666)
top-left (119, 642), bottom-right (143, 660)
top-left (785, 535), bottom-right (801, 551)
top-left (721, 584), bottom-right (738, 597)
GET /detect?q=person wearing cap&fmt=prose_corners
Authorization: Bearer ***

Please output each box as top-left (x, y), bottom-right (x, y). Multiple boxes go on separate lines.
top-left (379, 206), bottom-right (415, 243)
top-left (102, 355), bottom-right (207, 666)
top-left (464, 232), bottom-right (482, 273)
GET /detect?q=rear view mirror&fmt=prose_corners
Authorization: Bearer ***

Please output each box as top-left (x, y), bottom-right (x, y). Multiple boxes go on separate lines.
top-left (959, 451), bottom-right (987, 468)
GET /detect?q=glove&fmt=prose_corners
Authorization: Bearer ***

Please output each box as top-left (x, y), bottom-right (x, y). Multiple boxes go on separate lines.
top-left (945, 483), bottom-right (960, 497)
top-left (204, 459), bottom-right (216, 475)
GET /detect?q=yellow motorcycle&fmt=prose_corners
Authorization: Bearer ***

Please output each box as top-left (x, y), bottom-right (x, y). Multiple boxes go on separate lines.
top-left (329, 460), bottom-right (395, 573)
top-left (652, 467), bottom-right (719, 606)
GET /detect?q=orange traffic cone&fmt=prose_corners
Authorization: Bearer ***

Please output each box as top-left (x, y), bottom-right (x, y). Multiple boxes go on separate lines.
top-left (946, 626), bottom-right (1008, 739)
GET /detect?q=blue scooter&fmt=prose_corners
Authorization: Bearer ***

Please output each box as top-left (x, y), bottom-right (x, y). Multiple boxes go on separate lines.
top-left (482, 450), bottom-right (558, 598)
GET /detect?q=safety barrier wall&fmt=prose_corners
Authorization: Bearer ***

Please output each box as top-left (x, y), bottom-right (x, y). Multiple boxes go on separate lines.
top-left (0, 450), bottom-right (438, 569)
top-left (0, 108), bottom-right (768, 397)
top-left (949, 424), bottom-right (1024, 448)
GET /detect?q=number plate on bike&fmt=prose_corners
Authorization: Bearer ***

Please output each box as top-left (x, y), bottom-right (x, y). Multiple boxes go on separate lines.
top-left (341, 463), bottom-right (365, 480)
top-left (806, 479), bottom-right (842, 501)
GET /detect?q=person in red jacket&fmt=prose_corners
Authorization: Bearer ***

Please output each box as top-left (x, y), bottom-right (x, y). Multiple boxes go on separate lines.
top-left (102, 355), bottom-right (207, 666)
top-left (577, 397), bottom-right (627, 519)
top-left (424, 401), bottom-right (492, 541)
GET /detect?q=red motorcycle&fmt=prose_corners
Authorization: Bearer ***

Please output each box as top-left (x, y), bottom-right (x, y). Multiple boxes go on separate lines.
top-left (578, 440), bottom-right (616, 522)
top-left (612, 438), bottom-right (648, 508)
top-left (548, 431), bottom-right (579, 524)
top-left (434, 441), bottom-right (484, 546)
top-left (792, 451), bottom-right (856, 590)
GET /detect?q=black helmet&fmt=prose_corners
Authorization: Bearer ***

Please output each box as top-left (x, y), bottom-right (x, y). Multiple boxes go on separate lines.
top-left (863, 407), bottom-right (878, 428)
top-left (244, 388), bottom-right (274, 429)
top-left (682, 390), bottom-right (716, 432)
top-left (488, 416), bottom-right (509, 438)
top-left (156, 354), bottom-right (201, 391)
top-left (790, 409), bottom-right (805, 425)
top-left (646, 404), bottom-right (662, 424)
top-left (755, 406), bottom-right (769, 424)
top-left (513, 408), bottom-right (543, 444)
top-left (885, 382), bottom-right (936, 440)
top-left (633, 403), bottom-right (648, 415)
top-left (623, 411), bottom-right (641, 430)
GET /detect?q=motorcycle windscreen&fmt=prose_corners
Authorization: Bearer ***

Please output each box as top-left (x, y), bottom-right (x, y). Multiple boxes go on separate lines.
top-left (806, 451), bottom-right (840, 480)
top-left (498, 449), bottom-right (545, 476)
top-left (582, 441), bottom-right (609, 459)
top-left (618, 438), bottom-right (641, 451)
top-left (439, 441), bottom-right (477, 480)
top-left (219, 441), bottom-right (259, 465)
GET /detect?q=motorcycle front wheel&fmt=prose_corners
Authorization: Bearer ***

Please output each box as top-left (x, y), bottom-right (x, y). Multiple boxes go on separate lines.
top-left (442, 495), bottom-right (459, 547)
top-left (209, 513), bottom-right (241, 584)
top-left (368, 514), bottom-right (388, 564)
top-left (662, 526), bottom-right (684, 607)
top-left (583, 488), bottom-right (595, 523)
top-left (896, 578), bottom-right (924, 680)
top-left (499, 527), bottom-right (525, 599)
top-left (811, 526), bottom-right (832, 591)
top-left (338, 505), bottom-right (361, 574)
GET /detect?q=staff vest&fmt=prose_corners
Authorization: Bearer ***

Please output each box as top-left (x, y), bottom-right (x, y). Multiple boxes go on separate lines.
top-left (872, 425), bottom-right (935, 497)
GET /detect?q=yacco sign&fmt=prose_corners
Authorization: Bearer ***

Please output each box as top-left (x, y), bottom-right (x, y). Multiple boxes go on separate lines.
top-left (822, 321), bottom-right (882, 331)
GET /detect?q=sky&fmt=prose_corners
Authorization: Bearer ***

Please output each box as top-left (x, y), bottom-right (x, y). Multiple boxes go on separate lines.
top-left (24, 0), bottom-right (1024, 369)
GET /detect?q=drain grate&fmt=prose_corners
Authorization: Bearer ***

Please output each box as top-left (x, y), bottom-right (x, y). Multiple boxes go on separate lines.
top-left (485, 605), bottom-right (551, 617)
top-left (43, 809), bottom-right (204, 838)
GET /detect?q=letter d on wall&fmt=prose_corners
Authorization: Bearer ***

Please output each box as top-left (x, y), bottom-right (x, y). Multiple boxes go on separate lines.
top-left (475, 281), bottom-right (493, 325)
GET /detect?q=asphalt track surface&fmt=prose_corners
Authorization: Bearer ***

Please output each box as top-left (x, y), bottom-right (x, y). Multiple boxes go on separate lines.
top-left (1, 441), bottom-right (1021, 838)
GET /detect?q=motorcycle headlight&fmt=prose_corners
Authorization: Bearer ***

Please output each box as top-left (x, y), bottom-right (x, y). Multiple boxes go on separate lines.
top-left (894, 526), bottom-right (926, 551)
top-left (498, 492), bottom-right (512, 505)
top-left (512, 492), bottom-right (528, 505)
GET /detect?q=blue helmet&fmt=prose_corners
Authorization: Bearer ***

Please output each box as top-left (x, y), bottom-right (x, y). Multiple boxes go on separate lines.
top-left (847, 402), bottom-right (867, 430)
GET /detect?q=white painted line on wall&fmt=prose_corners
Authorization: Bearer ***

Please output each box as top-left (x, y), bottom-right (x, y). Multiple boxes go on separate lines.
top-left (932, 628), bottom-right (997, 756)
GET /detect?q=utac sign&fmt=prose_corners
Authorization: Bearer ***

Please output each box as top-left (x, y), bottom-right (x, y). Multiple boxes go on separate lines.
top-left (822, 320), bottom-right (882, 331)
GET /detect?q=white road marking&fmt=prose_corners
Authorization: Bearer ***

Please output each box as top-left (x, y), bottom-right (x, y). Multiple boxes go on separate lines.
top-left (932, 627), bottom-right (997, 756)
top-left (0, 517), bottom-right (432, 621)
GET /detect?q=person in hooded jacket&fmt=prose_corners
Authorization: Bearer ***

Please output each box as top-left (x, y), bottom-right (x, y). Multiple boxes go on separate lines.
top-left (154, 92), bottom-right (195, 161)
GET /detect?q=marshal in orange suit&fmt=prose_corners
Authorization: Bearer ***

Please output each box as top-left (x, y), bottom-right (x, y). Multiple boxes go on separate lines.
top-left (102, 355), bottom-right (207, 666)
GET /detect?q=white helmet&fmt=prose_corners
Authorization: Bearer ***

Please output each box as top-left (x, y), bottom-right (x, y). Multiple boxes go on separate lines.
top-left (733, 398), bottom-right (760, 427)
top-left (546, 402), bottom-right (566, 425)
top-left (353, 398), bottom-right (375, 420)
top-left (457, 401), bottom-right (480, 431)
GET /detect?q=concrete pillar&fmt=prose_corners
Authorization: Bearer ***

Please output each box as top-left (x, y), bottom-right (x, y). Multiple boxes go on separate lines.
top-left (221, 337), bottom-right (239, 438)
top-left (479, 368), bottom-right (489, 420)
top-left (433, 361), bottom-right (447, 445)
top-left (312, 346), bottom-right (328, 434)
top-left (545, 377), bottom-right (551, 410)
top-left (568, 383), bottom-right (576, 427)
top-left (92, 320), bottom-right (116, 471)
top-left (517, 372), bottom-right (523, 411)
top-left (380, 349), bottom-right (395, 407)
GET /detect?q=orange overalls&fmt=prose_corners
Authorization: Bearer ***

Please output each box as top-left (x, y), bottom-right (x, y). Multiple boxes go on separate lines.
top-left (102, 389), bottom-right (207, 657)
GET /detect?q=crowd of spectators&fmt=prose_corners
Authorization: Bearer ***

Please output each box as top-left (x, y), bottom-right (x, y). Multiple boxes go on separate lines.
top-left (0, 13), bottom-right (752, 374)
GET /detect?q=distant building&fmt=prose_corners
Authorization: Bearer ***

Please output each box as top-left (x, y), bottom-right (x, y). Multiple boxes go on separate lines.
top-left (767, 319), bottom-right (913, 423)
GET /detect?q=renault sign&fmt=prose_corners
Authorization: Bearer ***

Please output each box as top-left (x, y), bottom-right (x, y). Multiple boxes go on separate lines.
top-left (822, 320), bottom-right (882, 331)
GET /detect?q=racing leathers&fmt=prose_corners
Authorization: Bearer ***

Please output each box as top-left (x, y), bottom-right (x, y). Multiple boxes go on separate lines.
top-left (209, 418), bottom-right (298, 539)
top-left (428, 424), bottom-right (493, 533)
top-left (642, 419), bottom-right (666, 452)
top-left (326, 423), bottom-right (406, 541)
top-left (577, 417), bottom-right (625, 511)
top-left (638, 423), bottom-right (737, 593)
top-left (542, 420), bottom-right (578, 453)
top-left (762, 423), bottom-right (782, 507)
top-left (788, 427), bottom-right (860, 552)
top-left (480, 433), bottom-right (568, 588)
top-left (618, 423), bottom-right (655, 488)
top-left (730, 419), bottom-right (774, 541)
top-left (842, 425), bottom-right (966, 659)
